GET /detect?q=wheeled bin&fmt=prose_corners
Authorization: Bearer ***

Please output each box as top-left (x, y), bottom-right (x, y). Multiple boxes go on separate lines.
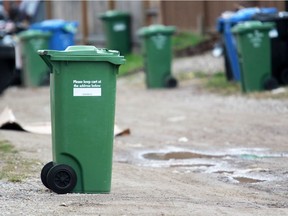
top-left (216, 7), bottom-right (277, 81)
top-left (99, 11), bottom-right (132, 55)
top-left (38, 46), bottom-right (125, 194)
top-left (0, 44), bottom-right (16, 94)
top-left (138, 24), bottom-right (177, 88)
top-left (30, 19), bottom-right (78, 50)
top-left (253, 12), bottom-right (288, 85)
top-left (18, 30), bottom-right (51, 87)
top-left (232, 21), bottom-right (278, 92)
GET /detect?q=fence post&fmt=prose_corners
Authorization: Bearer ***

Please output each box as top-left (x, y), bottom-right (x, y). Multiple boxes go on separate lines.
top-left (108, 0), bottom-right (115, 10)
top-left (81, 0), bottom-right (88, 44)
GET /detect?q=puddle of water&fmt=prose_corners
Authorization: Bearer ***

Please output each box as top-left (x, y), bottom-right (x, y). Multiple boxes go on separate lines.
top-left (239, 154), bottom-right (275, 160)
top-left (214, 170), bottom-right (234, 174)
top-left (170, 164), bottom-right (214, 168)
top-left (142, 151), bottom-right (222, 161)
top-left (136, 148), bottom-right (279, 185)
top-left (141, 148), bottom-right (287, 163)
top-left (233, 177), bottom-right (265, 184)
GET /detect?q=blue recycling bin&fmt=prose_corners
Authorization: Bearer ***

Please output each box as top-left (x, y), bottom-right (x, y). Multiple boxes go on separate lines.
top-left (216, 7), bottom-right (277, 81)
top-left (30, 19), bottom-right (78, 50)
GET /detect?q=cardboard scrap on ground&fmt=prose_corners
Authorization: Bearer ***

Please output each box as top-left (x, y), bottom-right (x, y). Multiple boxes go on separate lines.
top-left (0, 107), bottom-right (130, 137)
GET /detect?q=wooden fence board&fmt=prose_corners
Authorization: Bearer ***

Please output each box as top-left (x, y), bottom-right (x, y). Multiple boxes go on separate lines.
top-left (161, 1), bottom-right (286, 32)
top-left (40, 0), bottom-right (287, 44)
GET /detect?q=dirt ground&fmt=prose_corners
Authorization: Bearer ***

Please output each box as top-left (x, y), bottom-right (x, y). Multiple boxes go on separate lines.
top-left (1, 53), bottom-right (288, 215)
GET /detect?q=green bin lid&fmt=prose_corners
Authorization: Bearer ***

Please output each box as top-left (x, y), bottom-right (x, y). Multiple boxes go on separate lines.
top-left (232, 21), bottom-right (275, 34)
top-left (18, 29), bottom-right (51, 40)
top-left (38, 45), bottom-right (125, 65)
top-left (138, 25), bottom-right (176, 37)
top-left (99, 10), bottom-right (130, 20)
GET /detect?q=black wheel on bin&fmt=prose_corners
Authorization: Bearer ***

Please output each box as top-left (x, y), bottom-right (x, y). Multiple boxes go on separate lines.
top-left (223, 46), bottom-right (234, 81)
top-left (40, 161), bottom-right (54, 189)
top-left (281, 68), bottom-right (288, 85)
top-left (263, 77), bottom-right (279, 91)
top-left (46, 164), bottom-right (77, 194)
top-left (165, 76), bottom-right (177, 88)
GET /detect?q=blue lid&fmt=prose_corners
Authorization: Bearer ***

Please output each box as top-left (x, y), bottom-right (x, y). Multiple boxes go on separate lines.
top-left (224, 7), bottom-right (277, 23)
top-left (30, 19), bottom-right (78, 33)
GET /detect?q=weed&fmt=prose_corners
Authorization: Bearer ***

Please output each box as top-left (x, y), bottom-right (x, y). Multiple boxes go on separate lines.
top-left (118, 53), bottom-right (143, 76)
top-left (180, 71), bottom-right (288, 99)
top-left (246, 89), bottom-right (288, 99)
top-left (0, 140), bottom-right (38, 182)
top-left (0, 140), bottom-right (17, 153)
top-left (178, 71), bottom-right (240, 95)
top-left (172, 31), bottom-right (205, 51)
top-left (118, 31), bottom-right (205, 76)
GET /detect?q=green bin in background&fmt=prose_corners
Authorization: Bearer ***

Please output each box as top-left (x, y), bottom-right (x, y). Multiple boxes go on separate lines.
top-left (232, 21), bottom-right (278, 92)
top-left (138, 25), bottom-right (177, 88)
top-left (38, 46), bottom-right (125, 194)
top-left (18, 30), bottom-right (51, 87)
top-left (99, 10), bottom-right (132, 55)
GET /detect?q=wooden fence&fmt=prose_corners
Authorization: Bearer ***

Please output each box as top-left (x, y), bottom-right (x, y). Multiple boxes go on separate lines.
top-left (47, 0), bottom-right (286, 44)
top-left (46, 1), bottom-right (144, 45)
top-left (3, 1), bottom-right (286, 44)
top-left (160, 1), bottom-right (286, 33)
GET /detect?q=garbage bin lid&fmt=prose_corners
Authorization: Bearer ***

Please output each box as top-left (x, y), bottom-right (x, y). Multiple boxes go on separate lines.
top-left (252, 12), bottom-right (276, 21)
top-left (232, 21), bottom-right (275, 34)
top-left (38, 45), bottom-right (125, 65)
top-left (99, 10), bottom-right (130, 20)
top-left (225, 7), bottom-right (277, 23)
top-left (30, 19), bottom-right (78, 32)
top-left (18, 30), bottom-right (51, 40)
top-left (270, 11), bottom-right (288, 21)
top-left (253, 11), bottom-right (288, 21)
top-left (138, 25), bottom-right (176, 37)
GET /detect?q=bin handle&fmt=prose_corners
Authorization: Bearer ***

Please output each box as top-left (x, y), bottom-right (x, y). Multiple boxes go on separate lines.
top-left (38, 50), bottom-right (54, 72)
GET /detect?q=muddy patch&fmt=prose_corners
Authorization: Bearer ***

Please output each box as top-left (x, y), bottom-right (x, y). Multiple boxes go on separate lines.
top-left (134, 147), bottom-right (288, 184)
top-left (139, 148), bottom-right (287, 166)
top-left (233, 177), bottom-right (265, 184)
top-left (142, 151), bottom-right (222, 161)
top-left (170, 164), bottom-right (214, 168)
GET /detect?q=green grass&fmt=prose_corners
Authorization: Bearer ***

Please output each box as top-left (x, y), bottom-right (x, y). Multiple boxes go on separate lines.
top-left (118, 53), bottom-right (143, 76)
top-left (172, 31), bottom-right (205, 51)
top-left (178, 71), bottom-right (288, 99)
top-left (196, 72), bottom-right (288, 99)
top-left (0, 140), bottom-right (38, 182)
top-left (118, 31), bottom-right (205, 76)
top-left (0, 140), bottom-right (17, 153)
top-left (246, 88), bottom-right (288, 99)
top-left (202, 72), bottom-right (241, 94)
top-left (177, 71), bottom-right (241, 95)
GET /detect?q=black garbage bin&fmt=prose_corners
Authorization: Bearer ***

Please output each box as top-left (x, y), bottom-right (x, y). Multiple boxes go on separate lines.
top-left (253, 12), bottom-right (288, 85)
top-left (0, 44), bottom-right (16, 94)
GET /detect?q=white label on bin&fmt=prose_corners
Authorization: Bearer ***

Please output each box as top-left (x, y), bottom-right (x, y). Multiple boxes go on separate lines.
top-left (247, 30), bottom-right (264, 48)
top-left (73, 80), bottom-right (102, 96)
top-left (113, 22), bottom-right (126, 31)
top-left (151, 34), bottom-right (167, 50)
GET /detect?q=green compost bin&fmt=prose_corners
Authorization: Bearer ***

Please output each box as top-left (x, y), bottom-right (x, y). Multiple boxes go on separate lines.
top-left (18, 30), bottom-right (51, 87)
top-left (138, 25), bottom-right (177, 88)
top-left (99, 10), bottom-right (132, 55)
top-left (38, 46), bottom-right (125, 194)
top-left (232, 21), bottom-right (278, 92)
